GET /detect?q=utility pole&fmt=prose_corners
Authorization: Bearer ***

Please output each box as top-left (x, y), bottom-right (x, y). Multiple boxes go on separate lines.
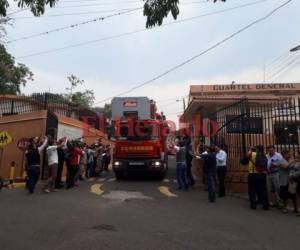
top-left (176, 98), bottom-right (186, 113)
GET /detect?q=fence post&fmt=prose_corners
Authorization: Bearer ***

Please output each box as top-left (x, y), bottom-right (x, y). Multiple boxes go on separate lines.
top-left (43, 93), bottom-right (48, 110)
top-left (240, 98), bottom-right (248, 155)
top-left (10, 100), bottom-right (14, 115)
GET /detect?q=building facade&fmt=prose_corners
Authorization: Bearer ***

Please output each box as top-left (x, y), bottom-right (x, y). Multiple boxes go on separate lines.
top-left (0, 93), bottom-right (108, 180)
top-left (185, 83), bottom-right (300, 194)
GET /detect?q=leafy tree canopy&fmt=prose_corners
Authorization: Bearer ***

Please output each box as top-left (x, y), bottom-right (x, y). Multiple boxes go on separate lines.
top-left (0, 0), bottom-right (225, 28)
top-left (0, 0), bottom-right (58, 17)
top-left (65, 74), bottom-right (95, 108)
top-left (144, 0), bottom-right (226, 28)
top-left (71, 90), bottom-right (95, 108)
top-left (0, 43), bottom-right (33, 94)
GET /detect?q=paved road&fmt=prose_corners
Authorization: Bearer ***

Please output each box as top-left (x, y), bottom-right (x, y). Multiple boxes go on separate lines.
top-left (0, 156), bottom-right (299, 250)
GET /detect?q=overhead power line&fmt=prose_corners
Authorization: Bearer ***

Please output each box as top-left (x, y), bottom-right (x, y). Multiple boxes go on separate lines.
top-left (265, 52), bottom-right (297, 78)
top-left (94, 0), bottom-right (292, 105)
top-left (15, 0), bottom-right (267, 54)
top-left (268, 53), bottom-right (300, 82)
top-left (53, 1), bottom-right (141, 8)
top-left (159, 100), bottom-right (182, 109)
top-left (12, 8), bottom-right (139, 19)
top-left (11, 0), bottom-right (212, 19)
top-left (53, 0), bottom-right (207, 8)
top-left (271, 58), bottom-right (300, 83)
top-left (60, 0), bottom-right (206, 3)
top-left (156, 96), bottom-right (187, 103)
top-left (265, 51), bottom-right (290, 71)
top-left (7, 8), bottom-right (29, 15)
top-left (61, 0), bottom-right (140, 3)
top-left (7, 8), bottom-right (142, 43)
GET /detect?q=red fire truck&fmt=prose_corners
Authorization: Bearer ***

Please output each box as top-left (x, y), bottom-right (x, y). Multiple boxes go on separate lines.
top-left (111, 97), bottom-right (168, 179)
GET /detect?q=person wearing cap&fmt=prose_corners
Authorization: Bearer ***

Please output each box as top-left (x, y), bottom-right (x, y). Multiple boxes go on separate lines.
top-left (266, 145), bottom-right (283, 207)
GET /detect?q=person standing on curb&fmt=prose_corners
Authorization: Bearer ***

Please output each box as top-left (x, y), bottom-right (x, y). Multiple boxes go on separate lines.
top-left (25, 136), bottom-right (48, 194)
top-left (44, 137), bottom-right (66, 193)
top-left (185, 137), bottom-right (195, 189)
top-left (290, 150), bottom-right (300, 216)
top-left (215, 145), bottom-right (227, 197)
top-left (266, 145), bottom-right (283, 207)
top-left (277, 150), bottom-right (297, 214)
top-left (173, 138), bottom-right (189, 190)
top-left (197, 146), bottom-right (217, 203)
top-left (55, 140), bottom-right (66, 189)
top-left (247, 145), bottom-right (269, 210)
top-left (67, 141), bottom-right (83, 189)
top-left (87, 145), bottom-right (96, 178)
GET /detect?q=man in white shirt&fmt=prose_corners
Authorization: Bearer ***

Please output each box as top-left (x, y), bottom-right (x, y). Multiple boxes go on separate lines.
top-left (266, 145), bottom-right (283, 207)
top-left (44, 137), bottom-right (66, 193)
top-left (215, 145), bottom-right (227, 197)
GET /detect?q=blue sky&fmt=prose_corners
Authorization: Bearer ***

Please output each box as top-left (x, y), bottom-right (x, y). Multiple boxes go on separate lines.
top-left (4, 0), bottom-right (300, 121)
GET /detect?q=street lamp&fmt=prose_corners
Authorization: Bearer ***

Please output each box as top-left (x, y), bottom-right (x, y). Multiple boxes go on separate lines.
top-left (290, 45), bottom-right (300, 52)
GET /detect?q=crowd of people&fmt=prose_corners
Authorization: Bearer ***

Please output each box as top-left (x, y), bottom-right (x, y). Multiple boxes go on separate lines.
top-left (172, 137), bottom-right (300, 216)
top-left (245, 145), bottom-right (300, 215)
top-left (24, 135), bottom-right (111, 194)
top-left (3, 133), bottom-right (300, 217)
top-left (172, 137), bottom-right (228, 203)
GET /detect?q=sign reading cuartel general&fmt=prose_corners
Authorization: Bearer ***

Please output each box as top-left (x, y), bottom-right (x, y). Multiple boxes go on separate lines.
top-left (212, 83), bottom-right (297, 91)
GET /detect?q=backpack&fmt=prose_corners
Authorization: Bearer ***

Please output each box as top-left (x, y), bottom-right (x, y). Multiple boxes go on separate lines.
top-left (240, 156), bottom-right (249, 166)
top-left (255, 152), bottom-right (268, 172)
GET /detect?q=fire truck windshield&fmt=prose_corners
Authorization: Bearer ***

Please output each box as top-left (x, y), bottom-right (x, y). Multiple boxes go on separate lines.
top-left (114, 121), bottom-right (160, 141)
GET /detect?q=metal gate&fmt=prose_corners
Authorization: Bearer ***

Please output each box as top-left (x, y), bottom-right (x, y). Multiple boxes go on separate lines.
top-left (205, 97), bottom-right (300, 190)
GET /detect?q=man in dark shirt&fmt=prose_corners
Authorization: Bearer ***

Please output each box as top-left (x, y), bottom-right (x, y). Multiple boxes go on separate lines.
top-left (184, 137), bottom-right (195, 188)
top-left (198, 146), bottom-right (217, 202)
top-left (174, 138), bottom-right (189, 190)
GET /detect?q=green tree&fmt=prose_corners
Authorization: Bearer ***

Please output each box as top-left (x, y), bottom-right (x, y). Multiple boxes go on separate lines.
top-left (65, 74), bottom-right (95, 108)
top-left (66, 74), bottom-right (84, 100)
top-left (144, 0), bottom-right (226, 28)
top-left (0, 0), bottom-right (58, 17)
top-left (71, 90), bottom-right (95, 108)
top-left (0, 0), bottom-right (225, 28)
top-left (0, 43), bottom-right (33, 94)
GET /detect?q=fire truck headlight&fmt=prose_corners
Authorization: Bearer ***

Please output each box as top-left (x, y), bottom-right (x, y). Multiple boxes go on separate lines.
top-left (152, 161), bottom-right (161, 167)
top-left (114, 161), bottom-right (121, 167)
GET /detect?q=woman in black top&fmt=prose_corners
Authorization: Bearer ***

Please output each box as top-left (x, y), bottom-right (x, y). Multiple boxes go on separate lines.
top-left (25, 136), bottom-right (48, 194)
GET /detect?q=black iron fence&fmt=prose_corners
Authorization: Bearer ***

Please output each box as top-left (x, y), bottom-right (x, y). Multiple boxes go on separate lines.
top-left (208, 97), bottom-right (300, 155)
top-left (201, 97), bottom-right (300, 186)
top-left (0, 93), bottom-right (97, 124)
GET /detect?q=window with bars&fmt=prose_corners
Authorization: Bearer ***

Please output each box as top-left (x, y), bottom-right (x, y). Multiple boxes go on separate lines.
top-left (274, 122), bottom-right (299, 145)
top-left (226, 115), bottom-right (263, 134)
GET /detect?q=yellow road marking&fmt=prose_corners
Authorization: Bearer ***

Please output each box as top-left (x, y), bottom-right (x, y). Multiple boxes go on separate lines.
top-left (158, 186), bottom-right (177, 198)
top-left (90, 184), bottom-right (104, 196)
top-left (13, 183), bottom-right (26, 188)
top-left (87, 178), bottom-right (96, 182)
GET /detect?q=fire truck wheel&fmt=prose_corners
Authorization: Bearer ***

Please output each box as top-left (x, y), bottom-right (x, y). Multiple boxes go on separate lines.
top-left (157, 172), bottom-right (166, 180)
top-left (115, 172), bottom-right (124, 180)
